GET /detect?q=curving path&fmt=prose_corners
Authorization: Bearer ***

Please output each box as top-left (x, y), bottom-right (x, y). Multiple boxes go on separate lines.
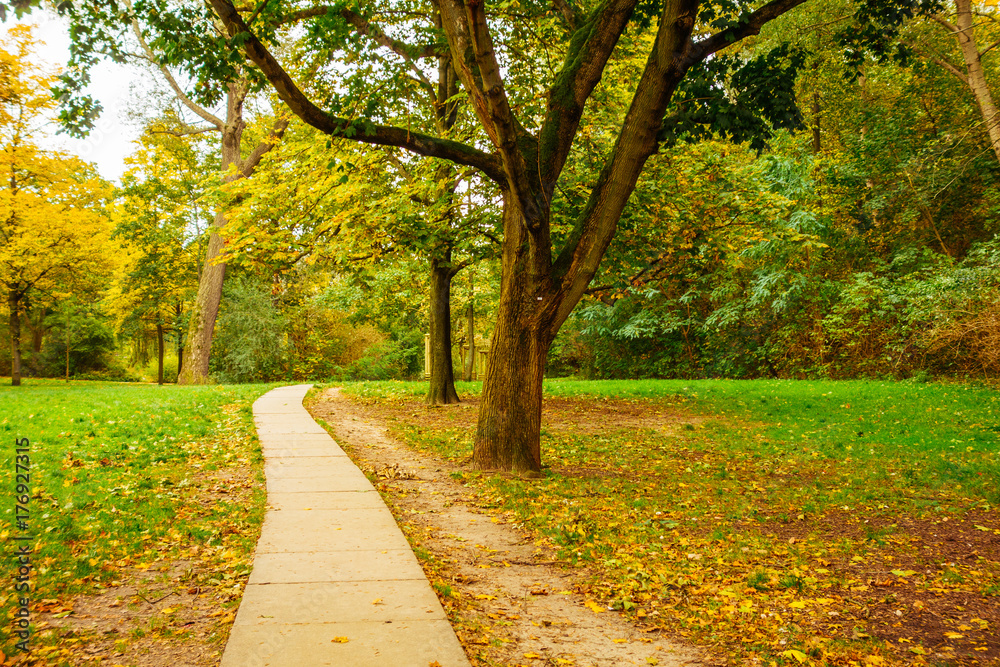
top-left (220, 384), bottom-right (470, 666)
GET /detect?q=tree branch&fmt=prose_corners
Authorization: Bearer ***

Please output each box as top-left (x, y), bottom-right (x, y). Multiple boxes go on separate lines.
top-left (552, 0), bottom-right (577, 30)
top-left (538, 0), bottom-right (641, 190)
top-left (238, 115), bottom-right (292, 177)
top-left (206, 0), bottom-right (506, 183)
top-left (128, 7), bottom-right (225, 129)
top-left (340, 8), bottom-right (438, 60)
top-left (683, 0), bottom-right (810, 66)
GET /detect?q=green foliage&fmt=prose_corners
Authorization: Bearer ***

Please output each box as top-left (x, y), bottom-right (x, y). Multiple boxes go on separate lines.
top-left (211, 277), bottom-right (287, 383)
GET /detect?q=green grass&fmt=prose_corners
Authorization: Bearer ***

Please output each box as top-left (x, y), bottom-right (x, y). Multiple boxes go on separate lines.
top-left (345, 377), bottom-right (1000, 664)
top-left (0, 379), bottom-right (273, 655)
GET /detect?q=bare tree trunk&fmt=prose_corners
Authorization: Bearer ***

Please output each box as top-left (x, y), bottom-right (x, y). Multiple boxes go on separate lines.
top-left (954, 0), bottom-right (1000, 163)
top-left (157, 322), bottom-right (165, 385)
top-left (427, 254), bottom-right (460, 405)
top-left (8, 288), bottom-right (22, 386)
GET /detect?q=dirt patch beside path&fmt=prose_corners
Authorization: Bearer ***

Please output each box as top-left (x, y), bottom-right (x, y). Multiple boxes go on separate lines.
top-left (308, 388), bottom-right (704, 667)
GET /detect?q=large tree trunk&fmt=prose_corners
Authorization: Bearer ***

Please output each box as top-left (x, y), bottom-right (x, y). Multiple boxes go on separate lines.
top-left (473, 202), bottom-right (557, 471)
top-left (473, 294), bottom-right (552, 472)
top-left (426, 254), bottom-right (460, 405)
top-left (954, 0), bottom-right (1000, 163)
top-left (177, 88), bottom-right (245, 385)
top-left (8, 288), bottom-right (22, 387)
top-left (176, 224), bottom-right (228, 384)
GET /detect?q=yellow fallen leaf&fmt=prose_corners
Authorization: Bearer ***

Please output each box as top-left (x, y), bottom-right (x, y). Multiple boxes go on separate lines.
top-left (781, 649), bottom-right (808, 663)
top-left (789, 600), bottom-right (808, 609)
top-left (613, 638), bottom-right (627, 643)
top-left (523, 653), bottom-right (542, 659)
top-left (161, 607), bottom-right (176, 615)
top-left (372, 598), bottom-right (383, 605)
top-left (944, 632), bottom-right (964, 639)
top-left (332, 637), bottom-right (349, 643)
top-left (584, 600), bottom-right (605, 614)
top-left (475, 594), bottom-right (496, 600)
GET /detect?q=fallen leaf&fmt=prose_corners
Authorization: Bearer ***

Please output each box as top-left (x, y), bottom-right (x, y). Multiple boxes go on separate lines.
top-left (781, 649), bottom-right (808, 663)
top-left (584, 600), bottom-right (606, 614)
top-left (332, 636), bottom-right (350, 643)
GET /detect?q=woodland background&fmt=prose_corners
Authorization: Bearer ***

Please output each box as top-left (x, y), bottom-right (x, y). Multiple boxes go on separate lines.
top-left (3, 1), bottom-right (1000, 388)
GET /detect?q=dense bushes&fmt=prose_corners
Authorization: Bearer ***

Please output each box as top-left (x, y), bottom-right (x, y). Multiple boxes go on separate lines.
top-left (548, 236), bottom-right (1000, 381)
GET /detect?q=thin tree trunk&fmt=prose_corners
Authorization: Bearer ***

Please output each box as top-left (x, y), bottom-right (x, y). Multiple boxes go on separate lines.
top-left (8, 288), bottom-right (21, 386)
top-left (954, 0), bottom-right (1000, 163)
top-left (463, 299), bottom-right (476, 382)
top-left (427, 254), bottom-right (460, 405)
top-left (157, 322), bottom-right (165, 385)
top-left (811, 91), bottom-right (821, 154)
top-left (175, 302), bottom-right (183, 380)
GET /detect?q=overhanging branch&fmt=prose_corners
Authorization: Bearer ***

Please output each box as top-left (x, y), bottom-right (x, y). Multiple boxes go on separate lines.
top-left (206, 0), bottom-right (505, 183)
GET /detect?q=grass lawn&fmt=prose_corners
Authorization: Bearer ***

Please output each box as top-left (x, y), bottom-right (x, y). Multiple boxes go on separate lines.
top-left (343, 378), bottom-right (1000, 665)
top-left (0, 379), bottom-right (271, 663)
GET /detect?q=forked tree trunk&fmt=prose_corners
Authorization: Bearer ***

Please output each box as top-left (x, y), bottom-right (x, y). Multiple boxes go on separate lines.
top-left (473, 203), bottom-right (557, 471)
top-left (8, 289), bottom-right (22, 387)
top-left (427, 255), bottom-right (460, 405)
top-left (177, 88), bottom-right (244, 385)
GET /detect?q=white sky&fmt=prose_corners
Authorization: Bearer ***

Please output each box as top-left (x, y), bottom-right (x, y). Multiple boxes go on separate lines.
top-left (3, 11), bottom-right (142, 182)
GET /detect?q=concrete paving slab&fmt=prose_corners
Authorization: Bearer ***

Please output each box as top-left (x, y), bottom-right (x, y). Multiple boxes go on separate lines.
top-left (264, 461), bottom-right (361, 479)
top-left (265, 474), bottom-right (372, 494)
top-left (247, 550), bottom-right (426, 585)
top-left (223, 384), bottom-right (471, 667)
top-left (257, 431), bottom-right (337, 447)
top-left (267, 491), bottom-right (388, 511)
top-left (255, 421), bottom-right (328, 435)
top-left (255, 519), bottom-right (411, 554)
top-left (235, 580), bottom-right (446, 624)
top-left (222, 620), bottom-right (469, 667)
top-left (261, 446), bottom-right (348, 459)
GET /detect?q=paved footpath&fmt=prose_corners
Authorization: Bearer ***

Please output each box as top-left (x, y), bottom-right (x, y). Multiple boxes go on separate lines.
top-left (221, 384), bottom-right (471, 667)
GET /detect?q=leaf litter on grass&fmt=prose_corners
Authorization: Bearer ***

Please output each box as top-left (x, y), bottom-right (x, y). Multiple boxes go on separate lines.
top-left (0, 381), bottom-right (270, 665)
top-left (330, 379), bottom-right (999, 666)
